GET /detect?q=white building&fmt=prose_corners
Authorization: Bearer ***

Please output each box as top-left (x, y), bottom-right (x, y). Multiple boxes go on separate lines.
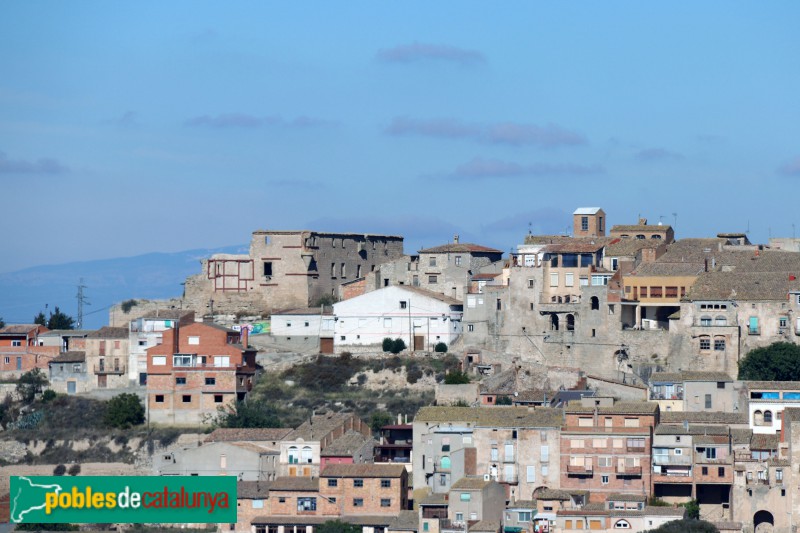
top-left (269, 307), bottom-right (336, 353)
top-left (332, 285), bottom-right (463, 350)
top-left (746, 381), bottom-right (800, 434)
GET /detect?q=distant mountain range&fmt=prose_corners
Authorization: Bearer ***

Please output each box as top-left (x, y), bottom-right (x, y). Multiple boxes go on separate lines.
top-left (0, 245), bottom-right (246, 330)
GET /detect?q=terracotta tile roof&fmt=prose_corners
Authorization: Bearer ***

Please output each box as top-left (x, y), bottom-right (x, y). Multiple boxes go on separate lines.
top-left (418, 243), bottom-right (502, 254)
top-left (321, 463), bottom-right (406, 478)
top-left (688, 271), bottom-right (800, 301)
top-left (750, 433), bottom-right (779, 450)
top-left (451, 477), bottom-right (493, 490)
top-left (396, 285), bottom-right (462, 306)
top-left (607, 493), bottom-right (647, 502)
top-left (469, 520), bottom-right (500, 533)
top-left (611, 225), bottom-right (672, 233)
top-left (745, 381), bottom-right (800, 391)
top-left (414, 406), bottom-right (563, 428)
top-left (783, 407), bottom-right (800, 422)
top-left (228, 442), bottom-right (278, 454)
top-left (388, 510), bottom-right (419, 531)
top-left (238, 480), bottom-right (271, 499)
top-left (524, 235), bottom-right (616, 247)
top-left (471, 273), bottom-right (500, 280)
top-left (269, 477), bottom-right (319, 492)
top-left (507, 500), bottom-right (538, 509)
top-left (512, 389), bottom-right (550, 403)
top-left (39, 329), bottom-right (92, 337)
top-left (660, 412), bottom-right (748, 425)
top-left (87, 326), bottom-right (128, 339)
top-left (320, 430), bottom-right (374, 457)
top-left (0, 324), bottom-right (43, 335)
top-left (565, 401), bottom-right (658, 415)
top-left (543, 243), bottom-right (606, 254)
top-left (730, 428), bottom-right (753, 445)
top-left (420, 493), bottom-right (448, 506)
top-left (693, 434), bottom-right (729, 445)
top-left (49, 351), bottom-right (86, 364)
top-left (642, 506), bottom-right (686, 517)
top-left (650, 371), bottom-right (733, 383)
top-left (628, 262), bottom-right (704, 277)
top-left (605, 239), bottom-right (662, 257)
top-left (205, 428), bottom-right (293, 443)
top-left (285, 412), bottom-right (363, 442)
top-left (655, 424), bottom-right (729, 436)
top-left (535, 489), bottom-right (571, 500)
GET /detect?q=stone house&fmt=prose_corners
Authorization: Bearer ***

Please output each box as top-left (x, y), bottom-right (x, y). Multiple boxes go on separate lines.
top-left (332, 285), bottom-right (463, 351)
top-left (183, 230), bottom-right (405, 316)
top-left (47, 351), bottom-right (90, 394)
top-left (146, 322), bottom-right (257, 425)
top-left (84, 326), bottom-right (129, 389)
top-left (129, 309), bottom-right (195, 386)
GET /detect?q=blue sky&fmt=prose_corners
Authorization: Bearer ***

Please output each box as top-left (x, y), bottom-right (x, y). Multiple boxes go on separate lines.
top-left (2, 2), bottom-right (799, 273)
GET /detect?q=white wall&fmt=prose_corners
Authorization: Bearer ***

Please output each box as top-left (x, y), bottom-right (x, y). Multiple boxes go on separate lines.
top-left (333, 286), bottom-right (463, 348)
top-left (270, 313), bottom-right (334, 337)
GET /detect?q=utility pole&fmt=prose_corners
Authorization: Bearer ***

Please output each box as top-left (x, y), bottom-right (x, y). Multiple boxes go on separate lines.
top-left (76, 278), bottom-right (89, 329)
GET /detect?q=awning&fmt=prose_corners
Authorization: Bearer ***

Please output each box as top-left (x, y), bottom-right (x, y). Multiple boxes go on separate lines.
top-left (534, 513), bottom-right (557, 521)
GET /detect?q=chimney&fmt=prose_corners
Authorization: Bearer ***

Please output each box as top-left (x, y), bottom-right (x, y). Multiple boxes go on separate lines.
top-left (172, 321), bottom-right (180, 355)
top-left (241, 326), bottom-right (249, 348)
top-left (454, 234), bottom-right (460, 244)
top-left (638, 218), bottom-right (647, 226)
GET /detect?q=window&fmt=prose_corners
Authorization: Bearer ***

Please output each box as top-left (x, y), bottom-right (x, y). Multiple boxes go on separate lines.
top-left (497, 299), bottom-right (502, 311)
top-left (715, 316), bottom-right (727, 326)
top-left (173, 355), bottom-right (193, 367)
top-left (301, 446), bottom-right (312, 463)
top-left (541, 465), bottom-right (548, 476)
top-left (11, 340), bottom-right (21, 347)
top-left (400, 301), bottom-right (407, 309)
top-left (381, 479), bottom-right (391, 488)
top-left (581, 216), bottom-right (589, 231)
top-left (175, 377), bottom-right (186, 385)
top-left (205, 377), bottom-right (216, 385)
top-left (764, 410), bottom-right (773, 424)
top-left (263, 262), bottom-right (273, 277)
top-left (3, 356), bottom-right (9, 364)
top-left (714, 338), bottom-right (725, 351)
top-left (614, 520), bottom-right (631, 529)
top-left (288, 447), bottom-right (299, 464)
top-left (380, 499), bottom-right (391, 507)
top-left (455, 513), bottom-right (464, 522)
top-left (699, 336), bottom-right (711, 351)
top-left (650, 286), bottom-right (662, 297)
top-left (328, 479), bottom-right (338, 487)
top-left (455, 256), bottom-right (462, 266)
top-left (297, 497), bottom-right (316, 511)
top-left (252, 500), bottom-right (264, 509)
top-left (565, 273), bottom-right (574, 287)
top-left (718, 467), bottom-right (725, 477)
top-left (700, 316), bottom-right (712, 326)
top-left (460, 492), bottom-right (471, 502)
top-left (704, 394), bottom-right (712, 409)
top-left (341, 263), bottom-right (346, 278)
top-left (705, 448), bottom-right (717, 459)
top-left (353, 498), bottom-right (364, 507)
top-left (580, 276), bottom-right (589, 286)
top-left (550, 273), bottom-right (559, 287)
top-left (354, 479), bottom-right (363, 487)
top-left (155, 395), bottom-right (164, 403)
top-left (214, 395), bottom-right (223, 403)
top-left (214, 356), bottom-right (230, 367)
top-left (182, 395), bottom-right (191, 403)
top-left (428, 275), bottom-right (438, 284)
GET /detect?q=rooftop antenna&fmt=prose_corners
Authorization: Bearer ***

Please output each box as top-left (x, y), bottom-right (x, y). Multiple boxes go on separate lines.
top-left (76, 278), bottom-right (90, 329)
top-left (746, 220), bottom-right (750, 235)
top-left (672, 213), bottom-right (677, 230)
top-left (528, 222), bottom-right (532, 235)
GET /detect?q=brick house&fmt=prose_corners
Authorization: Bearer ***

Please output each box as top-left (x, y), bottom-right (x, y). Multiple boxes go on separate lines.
top-left (560, 398), bottom-right (658, 502)
top-left (146, 322), bottom-right (257, 425)
top-left (0, 324), bottom-right (57, 374)
top-left (129, 309), bottom-right (195, 386)
top-left (320, 463), bottom-right (409, 516)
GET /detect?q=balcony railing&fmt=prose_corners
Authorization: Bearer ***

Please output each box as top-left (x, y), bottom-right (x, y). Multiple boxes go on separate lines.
top-left (567, 464), bottom-right (593, 474)
top-left (653, 455), bottom-right (692, 466)
top-left (616, 465), bottom-right (642, 475)
top-left (627, 446), bottom-right (646, 453)
top-left (94, 364), bottom-right (125, 375)
top-left (749, 327), bottom-right (761, 336)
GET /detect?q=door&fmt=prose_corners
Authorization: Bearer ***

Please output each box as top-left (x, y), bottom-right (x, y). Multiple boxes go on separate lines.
top-left (414, 335), bottom-right (424, 351)
top-left (16, 357), bottom-right (22, 370)
top-left (98, 374), bottom-right (107, 388)
top-left (320, 337), bottom-right (334, 354)
top-left (67, 381), bottom-right (76, 394)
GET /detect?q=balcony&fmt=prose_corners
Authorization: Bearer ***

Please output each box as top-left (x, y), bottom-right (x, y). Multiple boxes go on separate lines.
top-left (748, 327), bottom-right (761, 336)
top-left (567, 464), bottom-right (593, 474)
top-left (627, 446), bottom-right (646, 453)
top-left (501, 474), bottom-right (518, 484)
top-left (653, 455), bottom-right (692, 466)
top-left (616, 465), bottom-right (642, 476)
top-left (652, 472), bottom-right (693, 484)
top-left (94, 364), bottom-right (125, 375)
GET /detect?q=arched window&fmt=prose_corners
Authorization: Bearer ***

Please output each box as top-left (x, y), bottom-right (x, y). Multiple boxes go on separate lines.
top-left (620, 234), bottom-right (630, 238)
top-left (301, 446), bottom-right (313, 463)
top-left (288, 446), bottom-right (299, 464)
top-left (551, 315), bottom-right (559, 331)
top-left (591, 296), bottom-right (600, 310)
top-left (651, 235), bottom-right (662, 240)
top-left (614, 520), bottom-right (631, 529)
top-left (700, 316), bottom-right (712, 326)
top-left (440, 456), bottom-right (451, 469)
top-left (715, 316), bottom-right (727, 326)
top-left (566, 314), bottom-right (575, 331)
top-left (764, 411), bottom-right (773, 424)
top-left (636, 235), bottom-right (646, 240)
top-left (754, 410), bottom-right (764, 426)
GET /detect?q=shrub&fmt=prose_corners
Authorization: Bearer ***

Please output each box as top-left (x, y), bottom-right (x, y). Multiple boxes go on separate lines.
top-left (369, 411), bottom-right (394, 434)
top-left (68, 464), bottom-right (81, 476)
top-left (104, 393), bottom-right (145, 429)
top-left (682, 499), bottom-right (700, 520)
top-left (382, 338), bottom-right (394, 352)
top-left (390, 338), bottom-right (406, 354)
top-left (17, 369), bottom-right (49, 403)
top-left (496, 395), bottom-right (513, 405)
top-left (53, 464), bottom-right (67, 476)
top-left (215, 400), bottom-right (282, 428)
top-left (42, 389), bottom-right (57, 402)
top-left (406, 364), bottom-right (423, 384)
top-left (434, 342), bottom-right (448, 353)
top-left (444, 370), bottom-right (471, 385)
top-left (120, 299), bottom-right (139, 313)
top-left (738, 342), bottom-right (800, 380)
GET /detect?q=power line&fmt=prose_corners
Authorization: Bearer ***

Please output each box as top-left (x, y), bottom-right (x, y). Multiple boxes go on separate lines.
top-left (76, 278), bottom-right (90, 329)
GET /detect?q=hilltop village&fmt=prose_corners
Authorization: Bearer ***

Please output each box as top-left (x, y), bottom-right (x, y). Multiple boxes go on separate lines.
top-left (5, 207), bottom-right (800, 533)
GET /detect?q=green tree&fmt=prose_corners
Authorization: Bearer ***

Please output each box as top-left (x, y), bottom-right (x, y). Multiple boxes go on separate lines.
top-left (53, 464), bottom-right (67, 476)
top-left (370, 411), bottom-right (394, 434)
top-left (16, 523), bottom-right (79, 531)
top-left (682, 499), bottom-right (701, 520)
top-left (33, 312), bottom-right (46, 326)
top-left (434, 342), bottom-right (448, 353)
top-left (382, 337), bottom-right (394, 352)
top-left (444, 370), bottom-right (470, 385)
top-left (104, 393), bottom-right (145, 429)
top-left (315, 520), bottom-right (361, 533)
top-left (47, 306), bottom-right (76, 330)
top-left (17, 368), bottom-right (49, 403)
top-left (216, 399), bottom-right (282, 428)
top-left (738, 342), bottom-right (800, 381)
top-left (390, 338), bottom-right (406, 354)
top-left (647, 519), bottom-right (717, 533)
